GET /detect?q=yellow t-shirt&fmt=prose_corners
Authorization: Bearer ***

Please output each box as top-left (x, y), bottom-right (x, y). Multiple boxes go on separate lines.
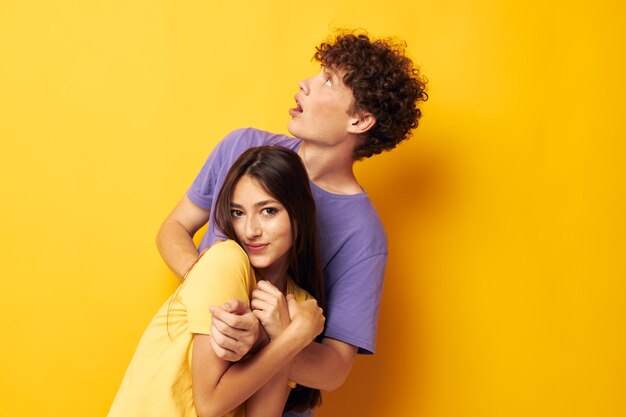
top-left (107, 240), bottom-right (311, 417)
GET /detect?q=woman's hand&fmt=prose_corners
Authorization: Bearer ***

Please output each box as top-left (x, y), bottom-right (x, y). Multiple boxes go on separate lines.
top-left (286, 295), bottom-right (325, 343)
top-left (251, 281), bottom-right (291, 340)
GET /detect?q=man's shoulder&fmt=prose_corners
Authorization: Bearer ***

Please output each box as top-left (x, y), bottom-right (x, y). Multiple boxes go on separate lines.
top-left (315, 190), bottom-right (385, 232)
top-left (219, 127), bottom-right (300, 151)
top-left (315, 191), bottom-right (388, 255)
top-left (342, 201), bottom-right (387, 246)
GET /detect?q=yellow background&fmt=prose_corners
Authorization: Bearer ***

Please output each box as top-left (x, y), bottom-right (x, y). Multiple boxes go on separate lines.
top-left (1, 1), bottom-right (624, 416)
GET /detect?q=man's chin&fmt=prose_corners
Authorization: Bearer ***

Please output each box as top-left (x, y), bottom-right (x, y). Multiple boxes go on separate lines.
top-left (286, 122), bottom-right (298, 138)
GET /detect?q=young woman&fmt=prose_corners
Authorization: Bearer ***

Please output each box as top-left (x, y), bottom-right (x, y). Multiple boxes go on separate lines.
top-left (107, 146), bottom-right (326, 417)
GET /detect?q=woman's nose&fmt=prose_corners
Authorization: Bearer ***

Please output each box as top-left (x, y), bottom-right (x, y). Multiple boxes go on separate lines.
top-left (245, 217), bottom-right (262, 238)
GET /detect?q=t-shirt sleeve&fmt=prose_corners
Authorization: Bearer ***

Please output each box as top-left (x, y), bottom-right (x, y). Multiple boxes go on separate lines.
top-left (185, 130), bottom-right (240, 210)
top-left (323, 253), bottom-right (387, 355)
top-left (185, 129), bottom-right (299, 211)
top-left (180, 241), bottom-right (254, 335)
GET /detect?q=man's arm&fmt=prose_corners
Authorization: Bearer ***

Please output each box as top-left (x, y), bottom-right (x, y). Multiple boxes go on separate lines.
top-left (156, 195), bottom-right (210, 279)
top-left (210, 306), bottom-right (358, 391)
top-left (289, 338), bottom-right (357, 391)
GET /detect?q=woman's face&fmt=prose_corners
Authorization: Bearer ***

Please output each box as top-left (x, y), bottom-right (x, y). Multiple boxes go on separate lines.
top-left (230, 174), bottom-right (293, 282)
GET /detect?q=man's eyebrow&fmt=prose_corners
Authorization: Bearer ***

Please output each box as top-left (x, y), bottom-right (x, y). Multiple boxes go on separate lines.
top-left (322, 65), bottom-right (336, 76)
top-left (326, 67), bottom-right (344, 83)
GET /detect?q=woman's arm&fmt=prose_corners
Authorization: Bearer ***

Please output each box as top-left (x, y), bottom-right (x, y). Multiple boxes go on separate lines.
top-left (244, 280), bottom-right (295, 416)
top-left (192, 296), bottom-right (324, 417)
top-left (244, 363), bottom-right (292, 417)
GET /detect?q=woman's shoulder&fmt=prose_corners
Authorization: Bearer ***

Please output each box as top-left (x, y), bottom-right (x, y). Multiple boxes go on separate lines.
top-left (205, 239), bottom-right (248, 260)
top-left (191, 240), bottom-right (250, 275)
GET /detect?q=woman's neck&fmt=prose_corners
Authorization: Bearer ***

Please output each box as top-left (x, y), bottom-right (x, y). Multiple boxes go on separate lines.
top-left (254, 265), bottom-right (288, 293)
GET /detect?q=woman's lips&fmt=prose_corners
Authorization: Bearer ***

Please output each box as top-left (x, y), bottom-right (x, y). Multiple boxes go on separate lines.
top-left (245, 243), bottom-right (268, 253)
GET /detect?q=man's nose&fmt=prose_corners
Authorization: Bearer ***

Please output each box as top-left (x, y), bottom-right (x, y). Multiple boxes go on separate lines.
top-left (299, 77), bottom-right (310, 95)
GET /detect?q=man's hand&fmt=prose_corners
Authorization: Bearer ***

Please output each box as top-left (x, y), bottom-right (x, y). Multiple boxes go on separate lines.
top-left (209, 300), bottom-right (265, 362)
top-left (251, 280), bottom-right (291, 340)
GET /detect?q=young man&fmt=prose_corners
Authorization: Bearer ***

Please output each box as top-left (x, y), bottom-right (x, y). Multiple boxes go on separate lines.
top-left (156, 31), bottom-right (428, 416)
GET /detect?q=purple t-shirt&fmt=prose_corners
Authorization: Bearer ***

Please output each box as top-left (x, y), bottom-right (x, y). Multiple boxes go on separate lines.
top-left (187, 128), bottom-right (388, 355)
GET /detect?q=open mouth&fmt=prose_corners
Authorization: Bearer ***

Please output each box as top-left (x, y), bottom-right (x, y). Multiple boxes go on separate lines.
top-left (289, 96), bottom-right (303, 116)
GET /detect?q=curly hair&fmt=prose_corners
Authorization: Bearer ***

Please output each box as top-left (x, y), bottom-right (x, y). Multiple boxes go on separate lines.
top-left (314, 30), bottom-right (428, 160)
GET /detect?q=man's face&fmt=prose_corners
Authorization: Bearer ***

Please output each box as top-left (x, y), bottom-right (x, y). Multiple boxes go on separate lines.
top-left (287, 66), bottom-right (357, 146)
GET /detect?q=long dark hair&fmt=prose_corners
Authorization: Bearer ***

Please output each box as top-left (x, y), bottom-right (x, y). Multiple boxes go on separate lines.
top-left (214, 146), bottom-right (325, 411)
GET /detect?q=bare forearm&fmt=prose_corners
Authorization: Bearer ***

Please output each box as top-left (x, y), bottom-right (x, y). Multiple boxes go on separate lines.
top-left (289, 339), bottom-right (357, 391)
top-left (156, 220), bottom-right (199, 280)
top-left (194, 326), bottom-right (309, 417)
top-left (245, 365), bottom-right (292, 417)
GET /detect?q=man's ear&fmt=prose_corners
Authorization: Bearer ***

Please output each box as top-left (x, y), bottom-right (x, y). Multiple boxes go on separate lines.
top-left (348, 112), bottom-right (376, 134)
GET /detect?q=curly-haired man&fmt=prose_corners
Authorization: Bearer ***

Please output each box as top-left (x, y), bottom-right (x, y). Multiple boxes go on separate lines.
top-left (156, 30), bottom-right (427, 417)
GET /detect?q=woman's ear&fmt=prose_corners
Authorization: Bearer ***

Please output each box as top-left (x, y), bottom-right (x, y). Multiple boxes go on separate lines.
top-left (347, 111), bottom-right (376, 135)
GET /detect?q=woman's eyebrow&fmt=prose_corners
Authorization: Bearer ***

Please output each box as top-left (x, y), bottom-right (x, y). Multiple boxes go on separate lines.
top-left (230, 199), bottom-right (279, 209)
top-left (253, 199), bottom-right (279, 208)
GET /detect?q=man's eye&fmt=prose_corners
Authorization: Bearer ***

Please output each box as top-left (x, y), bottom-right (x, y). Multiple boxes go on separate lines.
top-left (324, 78), bottom-right (332, 87)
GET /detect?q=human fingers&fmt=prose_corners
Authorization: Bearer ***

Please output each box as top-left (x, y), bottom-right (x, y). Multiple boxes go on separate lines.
top-left (211, 314), bottom-right (246, 340)
top-left (255, 280), bottom-right (282, 295)
top-left (251, 298), bottom-right (283, 325)
top-left (251, 288), bottom-right (273, 304)
top-left (252, 308), bottom-right (288, 340)
top-left (209, 324), bottom-right (239, 355)
top-left (251, 300), bottom-right (276, 322)
top-left (251, 291), bottom-right (289, 323)
top-left (251, 282), bottom-right (284, 303)
top-left (251, 291), bottom-right (286, 316)
top-left (209, 306), bottom-right (255, 330)
top-left (250, 297), bottom-right (273, 312)
top-left (219, 299), bottom-right (250, 315)
top-left (252, 288), bottom-right (291, 340)
top-left (209, 332), bottom-right (244, 362)
top-left (210, 310), bottom-right (259, 358)
top-left (252, 309), bottom-right (265, 322)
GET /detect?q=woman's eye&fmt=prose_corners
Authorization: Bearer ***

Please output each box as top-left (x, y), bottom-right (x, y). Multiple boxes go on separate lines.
top-left (231, 209), bottom-right (244, 217)
top-left (262, 207), bottom-right (278, 216)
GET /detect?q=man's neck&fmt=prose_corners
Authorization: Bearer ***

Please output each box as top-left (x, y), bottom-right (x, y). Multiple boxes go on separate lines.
top-left (297, 141), bottom-right (363, 195)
